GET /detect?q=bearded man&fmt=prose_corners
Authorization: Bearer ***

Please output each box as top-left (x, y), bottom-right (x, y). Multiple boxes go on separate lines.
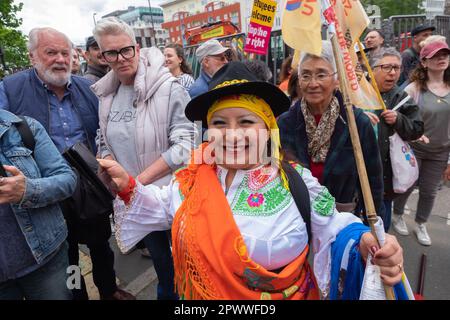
top-left (0, 27), bottom-right (134, 301)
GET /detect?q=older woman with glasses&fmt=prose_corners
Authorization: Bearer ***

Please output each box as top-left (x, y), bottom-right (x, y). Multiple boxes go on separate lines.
top-left (365, 48), bottom-right (424, 232)
top-left (278, 41), bottom-right (386, 223)
top-left (91, 17), bottom-right (195, 300)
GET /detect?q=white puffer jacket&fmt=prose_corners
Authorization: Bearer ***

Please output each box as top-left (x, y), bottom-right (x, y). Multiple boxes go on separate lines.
top-left (91, 47), bottom-right (195, 187)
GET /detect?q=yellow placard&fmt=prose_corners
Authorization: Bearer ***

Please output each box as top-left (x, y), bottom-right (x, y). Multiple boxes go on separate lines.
top-left (250, 0), bottom-right (277, 28)
top-left (201, 26), bottom-right (225, 40)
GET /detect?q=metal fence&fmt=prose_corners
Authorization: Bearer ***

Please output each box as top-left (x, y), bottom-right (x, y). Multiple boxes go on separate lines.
top-left (382, 14), bottom-right (450, 52)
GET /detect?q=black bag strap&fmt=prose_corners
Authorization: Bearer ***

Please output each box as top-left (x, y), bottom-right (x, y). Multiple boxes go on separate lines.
top-left (281, 161), bottom-right (312, 244)
top-left (15, 116), bottom-right (36, 154)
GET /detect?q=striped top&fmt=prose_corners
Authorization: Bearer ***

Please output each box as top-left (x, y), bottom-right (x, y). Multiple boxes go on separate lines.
top-left (176, 73), bottom-right (195, 91)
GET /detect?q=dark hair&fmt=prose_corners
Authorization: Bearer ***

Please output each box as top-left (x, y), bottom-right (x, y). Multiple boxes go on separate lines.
top-left (287, 69), bottom-right (300, 101)
top-left (242, 59), bottom-right (272, 82)
top-left (409, 62), bottom-right (450, 92)
top-left (165, 43), bottom-right (192, 75)
top-left (279, 56), bottom-right (293, 83)
top-left (366, 29), bottom-right (385, 40)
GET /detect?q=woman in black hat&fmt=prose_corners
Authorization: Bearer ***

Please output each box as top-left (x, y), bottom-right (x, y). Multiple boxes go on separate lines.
top-left (98, 62), bottom-right (404, 300)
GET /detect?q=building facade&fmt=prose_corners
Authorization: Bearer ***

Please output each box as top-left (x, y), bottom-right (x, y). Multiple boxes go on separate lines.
top-left (102, 6), bottom-right (168, 48)
top-left (161, 1), bottom-right (241, 44)
top-left (160, 0), bottom-right (283, 45)
top-left (423, 0), bottom-right (445, 18)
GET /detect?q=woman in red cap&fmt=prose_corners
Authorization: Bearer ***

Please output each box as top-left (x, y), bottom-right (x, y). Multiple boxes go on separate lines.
top-left (393, 41), bottom-right (450, 246)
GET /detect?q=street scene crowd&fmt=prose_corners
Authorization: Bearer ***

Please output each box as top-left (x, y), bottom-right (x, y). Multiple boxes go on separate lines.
top-left (0, 3), bottom-right (449, 301)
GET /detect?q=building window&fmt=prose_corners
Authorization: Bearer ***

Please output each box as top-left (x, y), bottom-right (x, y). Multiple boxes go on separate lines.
top-left (201, 0), bottom-right (207, 5)
top-left (231, 12), bottom-right (239, 25)
top-left (176, 26), bottom-right (179, 31)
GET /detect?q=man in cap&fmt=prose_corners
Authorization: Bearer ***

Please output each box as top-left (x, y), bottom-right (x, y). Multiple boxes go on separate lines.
top-left (399, 24), bottom-right (435, 86)
top-left (83, 36), bottom-right (109, 83)
top-left (188, 39), bottom-right (230, 99)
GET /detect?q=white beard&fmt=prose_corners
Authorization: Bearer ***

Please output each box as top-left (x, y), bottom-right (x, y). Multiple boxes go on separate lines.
top-left (34, 60), bottom-right (71, 87)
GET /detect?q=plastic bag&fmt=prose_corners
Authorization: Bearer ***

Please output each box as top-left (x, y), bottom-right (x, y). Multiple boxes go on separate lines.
top-left (389, 133), bottom-right (419, 193)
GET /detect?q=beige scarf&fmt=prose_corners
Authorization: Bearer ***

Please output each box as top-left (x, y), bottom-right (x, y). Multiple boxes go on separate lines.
top-left (301, 97), bottom-right (340, 163)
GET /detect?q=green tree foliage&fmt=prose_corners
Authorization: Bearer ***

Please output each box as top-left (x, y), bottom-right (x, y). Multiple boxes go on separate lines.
top-left (361, 0), bottom-right (425, 20)
top-left (0, 1), bottom-right (29, 78)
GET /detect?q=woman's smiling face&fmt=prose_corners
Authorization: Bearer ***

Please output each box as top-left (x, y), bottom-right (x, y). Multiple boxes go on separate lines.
top-left (207, 107), bottom-right (269, 170)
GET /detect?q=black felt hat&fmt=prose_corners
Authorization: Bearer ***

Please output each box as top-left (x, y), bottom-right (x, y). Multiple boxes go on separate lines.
top-left (185, 61), bottom-right (290, 125)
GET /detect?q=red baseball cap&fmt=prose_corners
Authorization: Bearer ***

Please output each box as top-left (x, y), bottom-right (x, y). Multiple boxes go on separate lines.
top-left (420, 41), bottom-right (450, 59)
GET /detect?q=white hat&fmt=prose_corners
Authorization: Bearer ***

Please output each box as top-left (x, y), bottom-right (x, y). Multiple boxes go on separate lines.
top-left (196, 39), bottom-right (229, 62)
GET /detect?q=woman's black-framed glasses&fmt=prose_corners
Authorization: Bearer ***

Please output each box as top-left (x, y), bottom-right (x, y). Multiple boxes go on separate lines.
top-left (102, 46), bottom-right (136, 63)
top-left (373, 64), bottom-right (401, 73)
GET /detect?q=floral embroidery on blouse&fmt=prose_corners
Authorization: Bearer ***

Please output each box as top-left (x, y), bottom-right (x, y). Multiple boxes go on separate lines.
top-left (231, 166), bottom-right (292, 216)
top-left (247, 193), bottom-right (265, 207)
top-left (312, 188), bottom-right (335, 216)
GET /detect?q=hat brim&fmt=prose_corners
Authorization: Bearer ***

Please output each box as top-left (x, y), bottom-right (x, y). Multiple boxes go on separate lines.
top-left (412, 26), bottom-right (436, 37)
top-left (424, 47), bottom-right (450, 59)
top-left (185, 81), bottom-right (290, 126)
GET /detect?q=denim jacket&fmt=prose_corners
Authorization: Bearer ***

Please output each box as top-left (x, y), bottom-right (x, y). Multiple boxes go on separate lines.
top-left (0, 110), bottom-right (76, 264)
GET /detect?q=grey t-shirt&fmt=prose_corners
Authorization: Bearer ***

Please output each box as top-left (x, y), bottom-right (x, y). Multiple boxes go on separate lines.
top-left (106, 85), bottom-right (140, 177)
top-left (411, 90), bottom-right (450, 160)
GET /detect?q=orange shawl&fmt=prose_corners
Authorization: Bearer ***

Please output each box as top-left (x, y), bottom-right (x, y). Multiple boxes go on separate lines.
top-left (172, 145), bottom-right (319, 300)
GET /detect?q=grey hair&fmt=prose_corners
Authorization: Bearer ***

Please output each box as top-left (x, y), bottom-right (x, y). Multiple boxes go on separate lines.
top-left (298, 40), bottom-right (337, 78)
top-left (93, 17), bottom-right (136, 49)
top-left (369, 47), bottom-right (401, 68)
top-left (27, 27), bottom-right (72, 52)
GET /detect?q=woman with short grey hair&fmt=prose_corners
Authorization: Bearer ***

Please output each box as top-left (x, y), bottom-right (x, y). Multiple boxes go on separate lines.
top-left (278, 40), bottom-right (385, 222)
top-left (92, 16), bottom-right (195, 300)
top-left (366, 47), bottom-right (424, 232)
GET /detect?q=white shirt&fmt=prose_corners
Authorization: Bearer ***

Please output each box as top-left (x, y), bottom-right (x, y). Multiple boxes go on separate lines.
top-left (113, 163), bottom-right (362, 294)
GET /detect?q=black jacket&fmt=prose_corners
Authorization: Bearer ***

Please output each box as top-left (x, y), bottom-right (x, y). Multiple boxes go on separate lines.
top-left (278, 91), bottom-right (385, 219)
top-left (377, 86), bottom-right (424, 199)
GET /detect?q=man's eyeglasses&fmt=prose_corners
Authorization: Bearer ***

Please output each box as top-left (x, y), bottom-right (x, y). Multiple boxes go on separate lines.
top-left (373, 64), bottom-right (401, 73)
top-left (102, 46), bottom-right (136, 63)
top-left (207, 54), bottom-right (227, 62)
top-left (299, 72), bottom-right (337, 83)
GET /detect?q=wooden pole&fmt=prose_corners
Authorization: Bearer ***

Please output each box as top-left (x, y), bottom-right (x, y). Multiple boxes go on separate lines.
top-left (330, 34), bottom-right (395, 300)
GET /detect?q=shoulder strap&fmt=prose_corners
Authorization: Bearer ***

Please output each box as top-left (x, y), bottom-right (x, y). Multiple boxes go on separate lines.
top-left (15, 116), bottom-right (36, 154)
top-left (281, 161), bottom-right (312, 244)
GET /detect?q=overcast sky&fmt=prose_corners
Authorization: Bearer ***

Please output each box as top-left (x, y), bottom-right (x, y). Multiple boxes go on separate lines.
top-left (15, 0), bottom-right (165, 46)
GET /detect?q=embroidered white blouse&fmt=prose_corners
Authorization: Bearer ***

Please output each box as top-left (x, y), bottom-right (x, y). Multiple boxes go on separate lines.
top-left (113, 163), bottom-right (362, 295)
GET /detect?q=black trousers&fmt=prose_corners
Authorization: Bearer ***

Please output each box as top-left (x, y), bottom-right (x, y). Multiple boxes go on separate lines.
top-left (62, 201), bottom-right (117, 300)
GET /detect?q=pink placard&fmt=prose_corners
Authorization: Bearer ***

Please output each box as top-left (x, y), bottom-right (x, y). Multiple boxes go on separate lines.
top-left (244, 23), bottom-right (272, 55)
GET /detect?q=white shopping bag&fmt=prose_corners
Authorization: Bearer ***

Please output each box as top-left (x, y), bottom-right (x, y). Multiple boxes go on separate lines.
top-left (389, 133), bottom-right (419, 193)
